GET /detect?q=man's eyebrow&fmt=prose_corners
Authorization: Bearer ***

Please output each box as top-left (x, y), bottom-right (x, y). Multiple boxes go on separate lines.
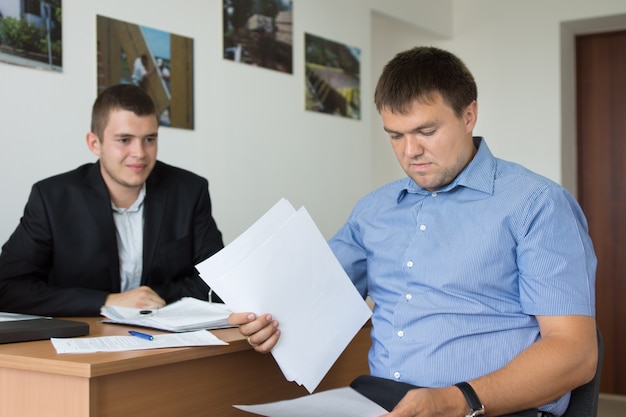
top-left (112, 132), bottom-right (159, 138)
top-left (384, 121), bottom-right (439, 134)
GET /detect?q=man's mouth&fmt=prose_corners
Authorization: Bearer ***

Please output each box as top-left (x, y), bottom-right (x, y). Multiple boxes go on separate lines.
top-left (127, 164), bottom-right (146, 172)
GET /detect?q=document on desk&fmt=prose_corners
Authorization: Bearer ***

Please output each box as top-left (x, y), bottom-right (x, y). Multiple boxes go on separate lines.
top-left (196, 198), bottom-right (372, 393)
top-left (100, 297), bottom-right (232, 332)
top-left (51, 329), bottom-right (227, 353)
top-left (234, 387), bottom-right (388, 417)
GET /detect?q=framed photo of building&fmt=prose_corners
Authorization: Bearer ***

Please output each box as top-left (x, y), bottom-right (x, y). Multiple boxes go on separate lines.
top-left (0, 0), bottom-right (62, 71)
top-left (96, 15), bottom-right (194, 130)
top-left (223, 0), bottom-right (293, 74)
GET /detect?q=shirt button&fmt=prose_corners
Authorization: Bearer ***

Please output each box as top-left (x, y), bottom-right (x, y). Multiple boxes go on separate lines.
top-left (431, 192), bottom-right (437, 197)
top-left (419, 224), bottom-right (426, 231)
top-left (397, 330), bottom-right (404, 337)
top-left (405, 294), bottom-right (412, 301)
top-left (406, 261), bottom-right (413, 268)
top-left (394, 372), bottom-right (401, 379)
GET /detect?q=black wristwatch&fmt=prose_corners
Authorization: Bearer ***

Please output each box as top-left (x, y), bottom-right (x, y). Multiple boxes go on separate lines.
top-left (454, 382), bottom-right (486, 417)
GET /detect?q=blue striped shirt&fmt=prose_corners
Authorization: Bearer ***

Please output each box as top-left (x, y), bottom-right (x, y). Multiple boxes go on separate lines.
top-left (328, 138), bottom-right (596, 416)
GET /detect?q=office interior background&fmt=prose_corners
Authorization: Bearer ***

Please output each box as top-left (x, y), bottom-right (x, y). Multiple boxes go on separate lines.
top-left (1, 0), bottom-right (625, 413)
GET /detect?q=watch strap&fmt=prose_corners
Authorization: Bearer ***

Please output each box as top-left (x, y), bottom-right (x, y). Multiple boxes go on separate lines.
top-left (454, 382), bottom-right (486, 417)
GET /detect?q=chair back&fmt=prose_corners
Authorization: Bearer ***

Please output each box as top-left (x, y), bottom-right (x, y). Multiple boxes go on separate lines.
top-left (561, 327), bottom-right (604, 417)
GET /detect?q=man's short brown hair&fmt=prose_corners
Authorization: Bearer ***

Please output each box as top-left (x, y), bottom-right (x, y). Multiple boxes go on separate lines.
top-left (91, 84), bottom-right (157, 140)
top-left (374, 46), bottom-right (477, 118)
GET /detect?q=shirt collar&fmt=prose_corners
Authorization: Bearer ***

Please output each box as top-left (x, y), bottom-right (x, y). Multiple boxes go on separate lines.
top-left (397, 137), bottom-right (496, 203)
top-left (111, 183), bottom-right (147, 213)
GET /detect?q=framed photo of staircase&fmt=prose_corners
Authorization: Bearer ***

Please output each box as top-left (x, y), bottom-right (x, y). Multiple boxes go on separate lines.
top-left (304, 32), bottom-right (361, 120)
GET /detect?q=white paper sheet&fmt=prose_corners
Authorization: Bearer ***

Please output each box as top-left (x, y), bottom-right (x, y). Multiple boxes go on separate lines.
top-left (51, 330), bottom-right (227, 353)
top-left (234, 387), bottom-right (388, 417)
top-left (196, 199), bottom-right (372, 393)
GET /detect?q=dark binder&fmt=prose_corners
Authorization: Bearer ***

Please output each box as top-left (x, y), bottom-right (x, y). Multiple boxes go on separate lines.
top-left (0, 318), bottom-right (89, 344)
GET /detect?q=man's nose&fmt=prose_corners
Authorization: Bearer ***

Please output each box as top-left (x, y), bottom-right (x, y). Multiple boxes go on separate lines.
top-left (130, 139), bottom-right (146, 156)
top-left (405, 137), bottom-right (424, 157)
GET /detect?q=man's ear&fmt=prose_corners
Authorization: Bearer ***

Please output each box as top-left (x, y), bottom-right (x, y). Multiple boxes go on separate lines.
top-left (464, 100), bottom-right (478, 132)
top-left (86, 132), bottom-right (101, 157)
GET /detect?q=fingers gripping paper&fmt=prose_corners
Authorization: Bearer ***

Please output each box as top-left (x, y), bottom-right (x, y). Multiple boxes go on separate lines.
top-left (196, 198), bottom-right (372, 392)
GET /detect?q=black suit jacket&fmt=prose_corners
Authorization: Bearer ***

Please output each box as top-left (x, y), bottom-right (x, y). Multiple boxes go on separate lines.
top-left (0, 161), bottom-right (224, 316)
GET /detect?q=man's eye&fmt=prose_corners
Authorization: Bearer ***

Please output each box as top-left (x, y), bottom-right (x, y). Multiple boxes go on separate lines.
top-left (421, 130), bottom-right (436, 137)
top-left (117, 138), bottom-right (130, 143)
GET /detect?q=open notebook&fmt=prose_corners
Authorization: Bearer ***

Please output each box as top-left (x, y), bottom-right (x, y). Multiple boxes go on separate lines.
top-left (100, 297), bottom-right (232, 332)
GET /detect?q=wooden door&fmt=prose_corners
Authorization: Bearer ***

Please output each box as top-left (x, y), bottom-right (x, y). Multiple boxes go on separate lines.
top-left (576, 30), bottom-right (626, 395)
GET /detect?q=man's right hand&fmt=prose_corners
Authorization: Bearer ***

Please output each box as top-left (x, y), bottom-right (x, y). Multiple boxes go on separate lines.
top-left (104, 285), bottom-right (166, 309)
top-left (228, 312), bottom-right (280, 353)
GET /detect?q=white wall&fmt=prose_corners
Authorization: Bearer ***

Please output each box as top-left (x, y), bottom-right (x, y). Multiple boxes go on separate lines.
top-left (2, 0), bottom-right (626, 246)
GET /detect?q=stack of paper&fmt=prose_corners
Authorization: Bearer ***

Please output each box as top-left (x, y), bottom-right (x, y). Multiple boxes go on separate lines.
top-left (196, 198), bottom-right (372, 393)
top-left (100, 297), bottom-right (232, 332)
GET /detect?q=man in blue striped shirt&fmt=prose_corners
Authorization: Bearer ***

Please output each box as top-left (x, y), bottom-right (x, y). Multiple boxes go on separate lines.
top-left (230, 47), bottom-right (597, 417)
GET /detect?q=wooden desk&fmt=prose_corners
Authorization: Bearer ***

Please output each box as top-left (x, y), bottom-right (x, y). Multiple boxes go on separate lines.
top-left (0, 318), bottom-right (371, 417)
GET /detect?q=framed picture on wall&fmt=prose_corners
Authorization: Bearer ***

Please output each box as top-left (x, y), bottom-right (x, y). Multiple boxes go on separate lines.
top-left (96, 15), bottom-right (194, 130)
top-left (223, 0), bottom-right (293, 74)
top-left (0, 0), bottom-right (62, 72)
top-left (304, 33), bottom-right (360, 120)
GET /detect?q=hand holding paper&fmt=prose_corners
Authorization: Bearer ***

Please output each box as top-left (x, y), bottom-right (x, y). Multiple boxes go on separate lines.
top-left (196, 198), bottom-right (372, 393)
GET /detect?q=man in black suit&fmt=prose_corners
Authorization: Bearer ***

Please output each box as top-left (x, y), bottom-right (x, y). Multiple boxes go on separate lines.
top-left (0, 84), bottom-right (224, 316)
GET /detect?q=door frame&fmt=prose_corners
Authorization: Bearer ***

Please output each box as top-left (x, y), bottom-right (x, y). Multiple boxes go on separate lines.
top-left (560, 13), bottom-right (626, 196)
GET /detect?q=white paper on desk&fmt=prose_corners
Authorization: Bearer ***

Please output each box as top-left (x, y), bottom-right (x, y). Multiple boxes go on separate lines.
top-left (51, 330), bottom-right (227, 353)
top-left (234, 387), bottom-right (388, 417)
top-left (197, 198), bottom-right (372, 393)
top-left (100, 297), bottom-right (232, 332)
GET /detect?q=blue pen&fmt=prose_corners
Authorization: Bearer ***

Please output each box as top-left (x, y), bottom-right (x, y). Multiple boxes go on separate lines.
top-left (129, 330), bottom-right (154, 341)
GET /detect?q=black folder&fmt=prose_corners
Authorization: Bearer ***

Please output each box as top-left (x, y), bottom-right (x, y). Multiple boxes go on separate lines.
top-left (0, 318), bottom-right (89, 344)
